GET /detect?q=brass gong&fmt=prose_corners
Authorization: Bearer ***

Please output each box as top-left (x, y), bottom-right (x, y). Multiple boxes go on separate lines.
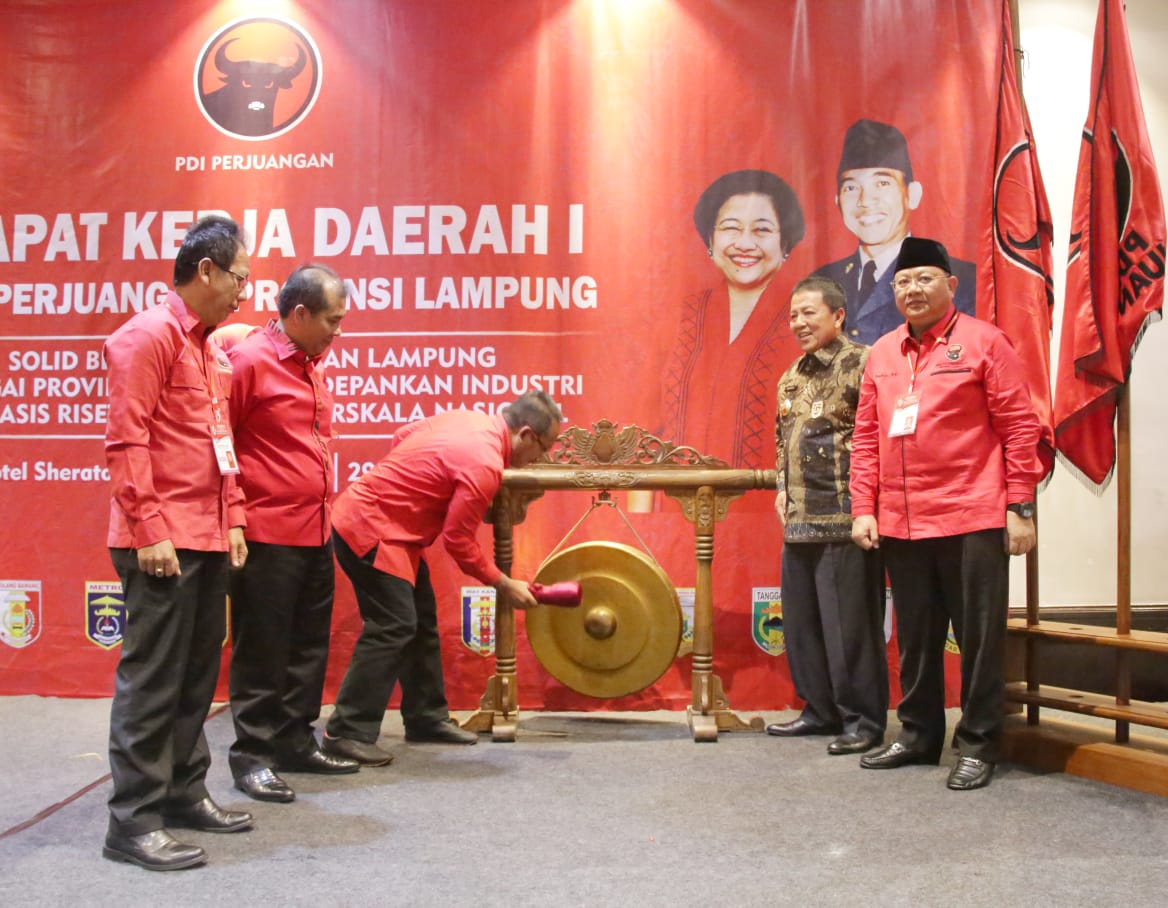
top-left (528, 541), bottom-right (682, 698)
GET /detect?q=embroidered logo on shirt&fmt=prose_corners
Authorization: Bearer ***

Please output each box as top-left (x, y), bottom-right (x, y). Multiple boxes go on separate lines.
top-left (946, 343), bottom-right (964, 362)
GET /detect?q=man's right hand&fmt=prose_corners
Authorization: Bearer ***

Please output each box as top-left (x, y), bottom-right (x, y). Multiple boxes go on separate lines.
top-left (495, 575), bottom-right (538, 610)
top-left (774, 490), bottom-right (788, 527)
top-left (851, 515), bottom-right (880, 550)
top-left (138, 539), bottom-right (180, 577)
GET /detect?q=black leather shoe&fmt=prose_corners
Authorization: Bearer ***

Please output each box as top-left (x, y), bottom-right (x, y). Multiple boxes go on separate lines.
top-left (162, 797), bottom-right (253, 833)
top-left (765, 716), bottom-right (842, 737)
top-left (947, 756), bottom-right (995, 790)
top-left (103, 829), bottom-right (206, 871)
top-left (859, 740), bottom-right (941, 769)
top-left (276, 746), bottom-right (360, 775)
top-left (321, 733), bottom-right (394, 766)
top-left (404, 720), bottom-right (479, 745)
top-left (827, 731), bottom-right (882, 755)
top-left (235, 768), bottom-right (295, 803)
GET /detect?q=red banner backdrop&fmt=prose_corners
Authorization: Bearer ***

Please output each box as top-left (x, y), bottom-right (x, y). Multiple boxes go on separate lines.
top-left (1, 1), bottom-right (1011, 710)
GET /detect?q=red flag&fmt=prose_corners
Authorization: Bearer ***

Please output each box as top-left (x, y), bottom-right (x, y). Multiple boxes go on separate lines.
top-left (988, 1), bottom-right (1056, 480)
top-left (1054, 0), bottom-right (1166, 490)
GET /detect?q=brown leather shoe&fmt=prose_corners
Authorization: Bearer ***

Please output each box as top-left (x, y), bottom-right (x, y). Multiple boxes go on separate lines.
top-left (162, 797), bottom-right (253, 833)
top-left (102, 829), bottom-right (206, 871)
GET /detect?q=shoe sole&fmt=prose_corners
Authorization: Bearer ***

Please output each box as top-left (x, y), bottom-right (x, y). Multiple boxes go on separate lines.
top-left (102, 845), bottom-right (206, 871)
top-left (234, 784), bottom-right (295, 803)
top-left (322, 746), bottom-right (394, 766)
top-left (162, 818), bottom-right (254, 834)
top-left (274, 763), bottom-right (360, 775)
top-left (404, 736), bottom-right (478, 745)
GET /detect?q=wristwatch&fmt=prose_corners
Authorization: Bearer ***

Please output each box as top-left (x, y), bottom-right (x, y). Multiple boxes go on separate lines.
top-left (1006, 502), bottom-right (1035, 519)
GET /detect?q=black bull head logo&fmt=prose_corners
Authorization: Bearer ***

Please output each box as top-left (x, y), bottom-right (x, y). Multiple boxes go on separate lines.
top-left (201, 38), bottom-right (307, 137)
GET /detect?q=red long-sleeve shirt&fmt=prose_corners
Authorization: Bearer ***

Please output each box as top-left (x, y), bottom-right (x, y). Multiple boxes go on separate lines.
top-left (850, 305), bottom-right (1043, 540)
top-left (226, 322), bottom-right (334, 546)
top-left (331, 409), bottom-right (511, 585)
top-left (104, 292), bottom-right (246, 550)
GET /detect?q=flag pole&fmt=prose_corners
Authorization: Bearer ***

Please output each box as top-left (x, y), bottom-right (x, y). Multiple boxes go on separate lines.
top-left (1116, 385), bottom-right (1132, 741)
top-left (1007, 0), bottom-right (1044, 724)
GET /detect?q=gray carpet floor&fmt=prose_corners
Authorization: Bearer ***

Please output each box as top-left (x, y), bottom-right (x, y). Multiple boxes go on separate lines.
top-left (1, 696), bottom-right (1167, 907)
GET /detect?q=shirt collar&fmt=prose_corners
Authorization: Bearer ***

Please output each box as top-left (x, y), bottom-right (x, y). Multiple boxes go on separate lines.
top-left (494, 413), bottom-right (513, 465)
top-left (167, 292), bottom-right (205, 340)
top-left (860, 237), bottom-right (907, 280)
top-left (898, 303), bottom-right (958, 352)
top-left (798, 335), bottom-right (846, 372)
top-left (265, 319), bottom-right (309, 365)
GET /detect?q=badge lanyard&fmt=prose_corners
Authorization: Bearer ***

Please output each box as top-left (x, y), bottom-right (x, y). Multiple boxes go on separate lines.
top-left (185, 328), bottom-right (239, 475)
top-left (889, 311), bottom-right (960, 439)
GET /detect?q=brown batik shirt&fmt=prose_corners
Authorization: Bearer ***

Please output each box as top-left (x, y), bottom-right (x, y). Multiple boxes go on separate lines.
top-left (775, 335), bottom-right (868, 542)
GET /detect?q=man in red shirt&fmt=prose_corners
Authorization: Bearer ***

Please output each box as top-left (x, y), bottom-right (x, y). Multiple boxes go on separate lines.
top-left (103, 216), bottom-right (253, 871)
top-left (321, 392), bottom-right (562, 765)
top-left (850, 237), bottom-right (1042, 791)
top-left (222, 264), bottom-right (359, 804)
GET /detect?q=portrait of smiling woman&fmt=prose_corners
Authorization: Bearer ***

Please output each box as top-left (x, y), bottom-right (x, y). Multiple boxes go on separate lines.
top-left (661, 169), bottom-right (805, 466)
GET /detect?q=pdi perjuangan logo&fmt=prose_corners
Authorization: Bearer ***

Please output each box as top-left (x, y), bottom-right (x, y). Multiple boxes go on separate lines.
top-left (194, 17), bottom-right (321, 141)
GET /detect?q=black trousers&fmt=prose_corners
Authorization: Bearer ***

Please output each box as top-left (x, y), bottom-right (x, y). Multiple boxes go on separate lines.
top-left (781, 540), bottom-right (887, 736)
top-left (227, 540), bottom-right (335, 777)
top-left (325, 534), bottom-right (448, 743)
top-left (882, 529), bottom-right (1008, 761)
top-left (107, 548), bottom-right (227, 835)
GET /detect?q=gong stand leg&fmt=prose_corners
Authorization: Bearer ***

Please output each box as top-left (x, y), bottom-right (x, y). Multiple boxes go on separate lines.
top-left (462, 497), bottom-right (520, 742)
top-left (685, 486), bottom-right (765, 742)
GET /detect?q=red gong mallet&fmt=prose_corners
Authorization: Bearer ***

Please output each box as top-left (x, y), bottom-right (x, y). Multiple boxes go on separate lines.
top-left (528, 581), bottom-right (583, 607)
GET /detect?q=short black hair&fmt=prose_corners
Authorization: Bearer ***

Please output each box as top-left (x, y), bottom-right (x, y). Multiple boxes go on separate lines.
top-left (693, 169), bottom-right (805, 257)
top-left (173, 215), bottom-right (245, 287)
top-left (503, 391), bottom-right (563, 437)
top-left (790, 276), bottom-right (846, 314)
top-left (278, 263), bottom-right (346, 318)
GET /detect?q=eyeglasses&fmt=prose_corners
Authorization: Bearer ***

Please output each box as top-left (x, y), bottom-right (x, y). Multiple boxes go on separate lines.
top-left (529, 428), bottom-right (555, 454)
top-left (216, 262), bottom-right (249, 289)
top-left (893, 272), bottom-right (945, 293)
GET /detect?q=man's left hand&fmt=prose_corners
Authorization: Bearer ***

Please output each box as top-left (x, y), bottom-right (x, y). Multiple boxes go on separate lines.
top-left (228, 526), bottom-right (248, 568)
top-left (1005, 511), bottom-right (1036, 556)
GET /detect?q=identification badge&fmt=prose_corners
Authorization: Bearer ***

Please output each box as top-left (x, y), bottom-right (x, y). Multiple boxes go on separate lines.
top-left (888, 393), bottom-right (920, 437)
top-left (810, 400), bottom-right (824, 419)
top-left (211, 423), bottom-right (240, 474)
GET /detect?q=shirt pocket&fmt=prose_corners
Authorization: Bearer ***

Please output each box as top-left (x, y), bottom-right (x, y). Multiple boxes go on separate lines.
top-left (162, 360), bottom-right (212, 423)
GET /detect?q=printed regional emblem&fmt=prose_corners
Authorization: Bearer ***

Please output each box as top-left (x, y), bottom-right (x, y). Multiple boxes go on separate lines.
top-left (86, 582), bottom-right (126, 650)
top-left (0, 580), bottom-right (42, 649)
top-left (675, 587), bottom-right (695, 656)
top-left (461, 586), bottom-right (497, 656)
top-left (752, 586), bottom-right (785, 656)
top-left (195, 18), bottom-right (322, 140)
top-left (945, 621), bottom-right (961, 655)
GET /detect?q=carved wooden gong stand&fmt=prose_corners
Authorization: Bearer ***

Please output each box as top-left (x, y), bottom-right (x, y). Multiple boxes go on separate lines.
top-left (460, 419), bottom-right (775, 742)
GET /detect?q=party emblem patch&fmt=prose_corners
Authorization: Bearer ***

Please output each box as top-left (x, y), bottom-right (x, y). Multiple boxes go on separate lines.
top-left (86, 581), bottom-right (126, 650)
top-left (945, 343), bottom-right (964, 362)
